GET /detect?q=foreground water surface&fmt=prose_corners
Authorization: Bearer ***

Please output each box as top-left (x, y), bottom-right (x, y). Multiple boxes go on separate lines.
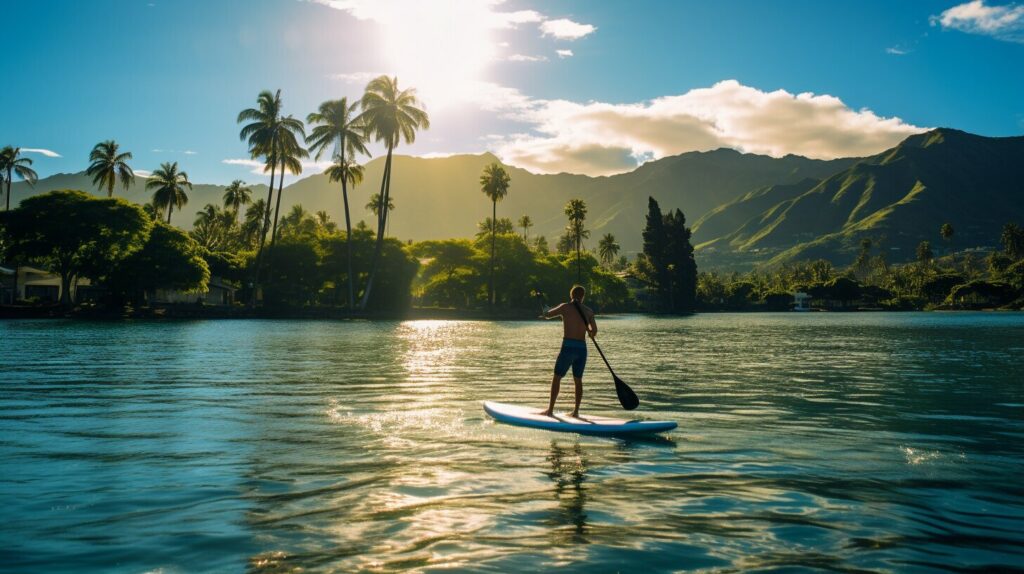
top-left (1, 313), bottom-right (1023, 573)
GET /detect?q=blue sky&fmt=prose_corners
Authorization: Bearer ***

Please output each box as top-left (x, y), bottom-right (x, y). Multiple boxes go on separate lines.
top-left (3, 0), bottom-right (1022, 182)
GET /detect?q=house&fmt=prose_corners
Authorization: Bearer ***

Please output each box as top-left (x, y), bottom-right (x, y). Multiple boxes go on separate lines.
top-left (0, 266), bottom-right (95, 304)
top-left (153, 276), bottom-right (237, 306)
top-left (793, 291), bottom-right (811, 311)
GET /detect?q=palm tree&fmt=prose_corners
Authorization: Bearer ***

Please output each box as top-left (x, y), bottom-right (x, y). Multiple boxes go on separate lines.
top-left (356, 75), bottom-right (430, 309)
top-left (147, 161), bottom-right (192, 224)
top-left (223, 180), bottom-right (252, 219)
top-left (518, 215), bottom-right (533, 241)
top-left (479, 163), bottom-right (510, 308)
top-left (241, 198), bottom-right (267, 248)
top-left (0, 147), bottom-right (38, 211)
top-left (565, 199), bottom-right (588, 282)
top-left (268, 122), bottom-right (307, 247)
top-left (86, 140), bottom-right (134, 198)
top-left (598, 233), bottom-right (620, 267)
top-left (365, 192), bottom-right (395, 220)
top-left (307, 98), bottom-right (370, 310)
top-left (238, 89), bottom-right (286, 302)
top-left (315, 210), bottom-right (338, 234)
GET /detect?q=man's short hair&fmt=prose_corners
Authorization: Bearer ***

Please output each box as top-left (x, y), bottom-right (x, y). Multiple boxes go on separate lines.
top-left (570, 285), bottom-right (585, 301)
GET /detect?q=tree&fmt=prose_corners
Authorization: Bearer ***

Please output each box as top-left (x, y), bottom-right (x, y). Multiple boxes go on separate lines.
top-left (222, 180), bottom-right (252, 219)
top-left (479, 163), bottom-right (511, 308)
top-left (476, 217), bottom-right (514, 240)
top-left (0, 146), bottom-right (38, 211)
top-left (518, 215), bottom-right (533, 240)
top-left (268, 119), bottom-right (308, 247)
top-left (940, 222), bottom-right (955, 249)
top-left (108, 222), bottom-right (210, 305)
top-left (639, 198), bottom-right (697, 312)
top-left (241, 199), bottom-right (267, 249)
top-left (238, 89), bottom-right (301, 303)
top-left (147, 162), bottom-right (192, 224)
top-left (564, 199), bottom-right (588, 282)
top-left (356, 75), bottom-right (430, 310)
top-left (0, 190), bottom-right (150, 305)
top-left (598, 233), bottom-right (620, 267)
top-left (307, 97), bottom-right (370, 310)
top-left (320, 152), bottom-right (367, 310)
top-left (315, 211), bottom-right (338, 234)
top-left (366, 193), bottom-right (395, 220)
top-left (85, 140), bottom-right (134, 198)
top-left (1001, 222), bottom-right (1024, 260)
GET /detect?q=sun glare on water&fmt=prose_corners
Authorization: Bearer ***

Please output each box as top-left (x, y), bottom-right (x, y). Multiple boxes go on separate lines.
top-left (375, 2), bottom-right (497, 111)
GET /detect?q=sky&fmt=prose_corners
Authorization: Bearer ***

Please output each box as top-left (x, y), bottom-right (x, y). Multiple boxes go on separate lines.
top-left (3, 0), bottom-right (1023, 183)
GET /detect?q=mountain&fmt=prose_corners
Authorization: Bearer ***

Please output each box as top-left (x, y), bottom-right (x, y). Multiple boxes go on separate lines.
top-left (277, 149), bottom-right (856, 253)
top-left (9, 149), bottom-right (856, 252)
top-left (694, 128), bottom-right (1024, 266)
top-left (6, 172), bottom-right (270, 225)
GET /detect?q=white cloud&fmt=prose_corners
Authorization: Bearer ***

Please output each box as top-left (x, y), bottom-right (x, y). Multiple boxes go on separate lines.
top-left (886, 46), bottom-right (909, 55)
top-left (556, 49), bottom-right (574, 58)
top-left (313, 0), bottom-right (541, 30)
top-left (540, 18), bottom-right (596, 40)
top-left (508, 53), bottom-right (548, 62)
top-left (223, 158), bottom-right (331, 176)
top-left (135, 170), bottom-right (152, 178)
top-left (22, 148), bottom-right (61, 158)
top-left (152, 148), bottom-right (198, 155)
top-left (488, 80), bottom-right (926, 176)
top-left (328, 71), bottom-right (384, 84)
top-left (931, 0), bottom-right (1024, 42)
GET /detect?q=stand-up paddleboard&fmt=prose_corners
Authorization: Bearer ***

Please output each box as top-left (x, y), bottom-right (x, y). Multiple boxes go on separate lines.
top-left (483, 401), bottom-right (676, 436)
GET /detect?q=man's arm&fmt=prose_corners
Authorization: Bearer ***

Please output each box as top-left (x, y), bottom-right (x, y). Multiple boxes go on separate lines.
top-left (540, 303), bottom-right (566, 319)
top-left (587, 308), bottom-right (598, 337)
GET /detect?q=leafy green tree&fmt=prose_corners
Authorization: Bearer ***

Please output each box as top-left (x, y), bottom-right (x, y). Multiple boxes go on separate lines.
top-left (108, 222), bottom-right (210, 305)
top-left (0, 146), bottom-right (38, 211)
top-left (518, 215), bottom-right (533, 240)
top-left (366, 192), bottom-right (395, 222)
top-left (356, 75), bottom-right (429, 310)
top-left (598, 233), bottom-right (620, 267)
top-left (147, 162), bottom-right (192, 224)
top-left (916, 240), bottom-right (933, 265)
top-left (307, 97), bottom-right (370, 310)
top-left (316, 211), bottom-right (337, 234)
top-left (222, 180), bottom-right (252, 219)
top-left (412, 239), bottom-right (483, 307)
top-left (241, 199), bottom-right (267, 248)
top-left (479, 163), bottom-right (511, 307)
top-left (323, 155), bottom-right (365, 309)
top-left (86, 140), bottom-right (134, 198)
top-left (191, 204), bottom-right (238, 252)
top-left (639, 197), bottom-right (697, 312)
top-left (533, 235), bottom-right (550, 255)
top-left (0, 190), bottom-right (150, 304)
top-left (564, 198), bottom-right (588, 282)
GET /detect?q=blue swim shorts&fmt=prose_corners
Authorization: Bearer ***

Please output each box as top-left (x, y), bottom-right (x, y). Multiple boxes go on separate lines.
top-left (554, 338), bottom-right (588, 378)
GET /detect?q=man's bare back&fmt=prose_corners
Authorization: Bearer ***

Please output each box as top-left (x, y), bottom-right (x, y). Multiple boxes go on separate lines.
top-left (544, 301), bottom-right (597, 340)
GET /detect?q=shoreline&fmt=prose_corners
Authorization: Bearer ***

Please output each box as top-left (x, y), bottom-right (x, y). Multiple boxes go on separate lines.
top-left (1, 304), bottom-right (1020, 321)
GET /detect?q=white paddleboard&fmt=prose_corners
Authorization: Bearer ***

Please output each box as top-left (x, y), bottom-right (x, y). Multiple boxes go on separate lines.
top-left (483, 401), bottom-right (677, 436)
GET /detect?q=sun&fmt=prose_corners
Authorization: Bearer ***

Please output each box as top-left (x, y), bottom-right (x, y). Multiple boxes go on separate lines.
top-left (376, 2), bottom-right (497, 111)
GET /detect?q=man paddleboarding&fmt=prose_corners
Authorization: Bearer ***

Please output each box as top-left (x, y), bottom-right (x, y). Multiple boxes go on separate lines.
top-left (539, 285), bottom-right (597, 418)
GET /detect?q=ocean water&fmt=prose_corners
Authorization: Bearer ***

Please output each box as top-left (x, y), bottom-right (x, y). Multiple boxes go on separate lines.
top-left (1, 313), bottom-right (1022, 573)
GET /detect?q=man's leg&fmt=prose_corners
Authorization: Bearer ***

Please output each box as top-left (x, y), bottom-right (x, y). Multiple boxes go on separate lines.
top-left (541, 374), bottom-right (561, 416)
top-left (571, 376), bottom-right (583, 417)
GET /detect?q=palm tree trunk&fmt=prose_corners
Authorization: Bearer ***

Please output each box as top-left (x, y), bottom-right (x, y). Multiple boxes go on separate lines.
top-left (340, 147), bottom-right (355, 311)
top-left (166, 205), bottom-right (173, 224)
top-left (5, 172), bottom-right (11, 211)
top-left (576, 233), bottom-right (581, 282)
top-left (250, 154), bottom-right (278, 307)
top-left (270, 158), bottom-right (286, 247)
top-left (490, 199), bottom-right (496, 309)
top-left (358, 147), bottom-right (393, 310)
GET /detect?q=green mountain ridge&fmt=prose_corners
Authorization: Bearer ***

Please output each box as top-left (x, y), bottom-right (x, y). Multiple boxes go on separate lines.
top-left (694, 128), bottom-right (1024, 267)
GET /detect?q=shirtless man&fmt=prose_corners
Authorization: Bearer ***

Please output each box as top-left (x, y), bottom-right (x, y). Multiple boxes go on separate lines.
top-left (539, 285), bottom-right (597, 418)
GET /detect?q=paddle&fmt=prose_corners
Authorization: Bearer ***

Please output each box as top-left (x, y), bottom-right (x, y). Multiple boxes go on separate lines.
top-left (570, 300), bottom-right (640, 411)
top-left (533, 290), bottom-right (640, 411)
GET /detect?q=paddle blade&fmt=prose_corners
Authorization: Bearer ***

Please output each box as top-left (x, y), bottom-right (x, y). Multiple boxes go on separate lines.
top-left (614, 375), bottom-right (640, 410)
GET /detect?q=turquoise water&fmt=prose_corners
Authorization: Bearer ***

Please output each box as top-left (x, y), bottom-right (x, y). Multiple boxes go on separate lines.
top-left (1, 313), bottom-right (1023, 573)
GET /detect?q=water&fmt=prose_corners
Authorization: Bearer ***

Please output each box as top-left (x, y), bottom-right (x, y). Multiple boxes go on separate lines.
top-left (1, 313), bottom-right (1023, 573)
